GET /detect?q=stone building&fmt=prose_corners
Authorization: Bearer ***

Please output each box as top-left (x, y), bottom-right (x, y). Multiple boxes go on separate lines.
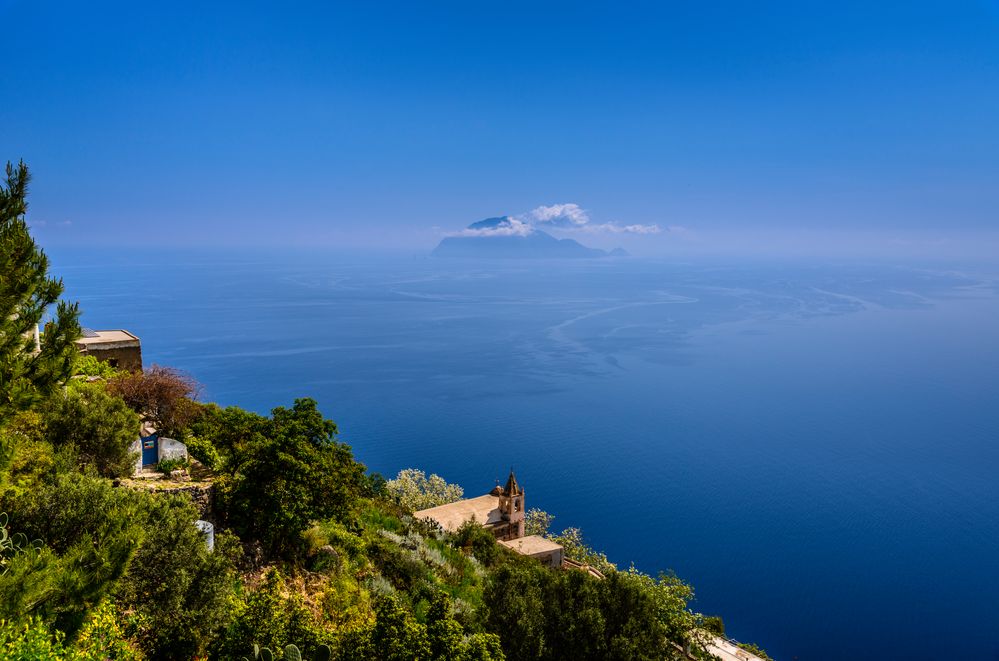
top-left (75, 328), bottom-right (143, 371)
top-left (415, 470), bottom-right (525, 541)
top-left (414, 471), bottom-right (607, 577)
top-left (499, 535), bottom-right (564, 568)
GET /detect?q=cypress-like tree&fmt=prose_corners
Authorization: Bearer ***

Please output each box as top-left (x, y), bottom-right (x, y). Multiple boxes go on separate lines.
top-left (0, 160), bottom-right (80, 426)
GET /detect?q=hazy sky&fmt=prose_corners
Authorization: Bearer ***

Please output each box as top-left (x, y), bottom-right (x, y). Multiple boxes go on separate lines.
top-left (3, 1), bottom-right (998, 256)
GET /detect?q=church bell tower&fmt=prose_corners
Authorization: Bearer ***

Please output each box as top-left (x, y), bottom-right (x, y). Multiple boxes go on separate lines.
top-left (498, 469), bottom-right (525, 539)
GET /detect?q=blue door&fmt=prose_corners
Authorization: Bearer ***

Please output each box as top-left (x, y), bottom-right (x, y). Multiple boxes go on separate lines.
top-left (141, 435), bottom-right (158, 466)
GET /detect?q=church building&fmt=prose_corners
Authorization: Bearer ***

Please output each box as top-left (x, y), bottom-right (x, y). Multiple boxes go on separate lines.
top-left (415, 470), bottom-right (525, 541)
top-left (415, 470), bottom-right (568, 570)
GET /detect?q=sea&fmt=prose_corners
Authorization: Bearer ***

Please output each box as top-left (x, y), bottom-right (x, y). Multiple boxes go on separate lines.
top-left (51, 249), bottom-right (999, 661)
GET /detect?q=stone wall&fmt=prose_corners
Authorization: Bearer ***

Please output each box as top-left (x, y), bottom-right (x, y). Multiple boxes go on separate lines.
top-left (171, 484), bottom-right (214, 519)
top-left (81, 345), bottom-right (143, 372)
top-left (124, 482), bottom-right (216, 520)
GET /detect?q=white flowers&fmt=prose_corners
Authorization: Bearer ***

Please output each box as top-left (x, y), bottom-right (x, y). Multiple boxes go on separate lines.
top-left (385, 468), bottom-right (464, 511)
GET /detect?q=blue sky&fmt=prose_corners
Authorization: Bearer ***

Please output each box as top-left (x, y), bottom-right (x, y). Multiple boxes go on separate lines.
top-left (2, 1), bottom-right (998, 255)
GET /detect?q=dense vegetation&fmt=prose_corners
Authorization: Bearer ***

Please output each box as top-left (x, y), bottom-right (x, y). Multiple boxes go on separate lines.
top-left (0, 162), bottom-right (760, 660)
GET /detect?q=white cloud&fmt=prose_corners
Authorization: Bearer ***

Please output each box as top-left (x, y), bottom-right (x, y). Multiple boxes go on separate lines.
top-left (526, 203), bottom-right (590, 228)
top-left (583, 222), bottom-right (662, 235)
top-left (525, 203), bottom-right (663, 235)
top-left (440, 203), bottom-right (675, 237)
top-left (445, 217), bottom-right (533, 237)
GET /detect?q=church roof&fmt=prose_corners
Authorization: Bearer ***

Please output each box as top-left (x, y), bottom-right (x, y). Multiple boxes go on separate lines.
top-left (503, 470), bottom-right (521, 496)
top-left (499, 535), bottom-right (562, 556)
top-left (413, 495), bottom-right (503, 532)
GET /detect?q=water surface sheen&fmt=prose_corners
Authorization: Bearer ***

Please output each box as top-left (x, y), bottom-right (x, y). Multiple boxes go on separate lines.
top-left (54, 251), bottom-right (999, 661)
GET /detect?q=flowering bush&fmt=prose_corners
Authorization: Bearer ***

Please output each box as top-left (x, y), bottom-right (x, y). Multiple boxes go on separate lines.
top-left (385, 469), bottom-right (463, 511)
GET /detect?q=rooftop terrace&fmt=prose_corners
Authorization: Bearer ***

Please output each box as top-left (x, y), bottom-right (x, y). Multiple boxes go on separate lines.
top-left (76, 329), bottom-right (141, 347)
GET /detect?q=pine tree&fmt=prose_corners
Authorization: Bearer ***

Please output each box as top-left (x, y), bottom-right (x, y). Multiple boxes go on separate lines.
top-left (0, 160), bottom-right (80, 427)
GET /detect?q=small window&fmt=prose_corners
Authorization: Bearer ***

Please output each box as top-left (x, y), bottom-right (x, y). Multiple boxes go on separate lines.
top-left (108, 358), bottom-right (119, 368)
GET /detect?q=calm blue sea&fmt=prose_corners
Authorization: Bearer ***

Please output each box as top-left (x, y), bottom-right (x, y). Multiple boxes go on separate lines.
top-left (51, 250), bottom-right (999, 661)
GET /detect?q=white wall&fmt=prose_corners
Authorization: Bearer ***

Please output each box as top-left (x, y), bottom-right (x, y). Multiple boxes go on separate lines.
top-left (158, 437), bottom-right (188, 462)
top-left (129, 438), bottom-right (143, 475)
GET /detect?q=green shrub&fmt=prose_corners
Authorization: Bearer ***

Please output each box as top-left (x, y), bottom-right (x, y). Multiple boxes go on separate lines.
top-left (366, 535), bottom-right (429, 592)
top-left (187, 402), bottom-right (269, 457)
top-left (0, 617), bottom-right (67, 660)
top-left (524, 508), bottom-right (554, 537)
top-left (453, 521), bottom-right (501, 567)
top-left (72, 355), bottom-right (120, 379)
top-left (184, 434), bottom-right (222, 471)
top-left (360, 504), bottom-right (405, 534)
top-left (484, 562), bottom-right (690, 661)
top-left (306, 519), bottom-right (365, 563)
top-left (548, 527), bottom-right (615, 574)
top-left (214, 569), bottom-right (330, 661)
top-left (217, 398), bottom-right (366, 559)
top-left (369, 594), bottom-right (431, 661)
top-left (702, 615), bottom-right (725, 636)
top-left (3, 473), bottom-right (238, 657)
top-left (737, 642), bottom-right (774, 661)
top-left (72, 600), bottom-right (141, 660)
top-left (0, 412), bottom-right (76, 494)
top-left (117, 492), bottom-right (239, 659)
top-left (365, 472), bottom-right (387, 498)
top-left (155, 456), bottom-right (189, 475)
top-left (43, 381), bottom-right (140, 478)
top-left (0, 473), bottom-right (143, 634)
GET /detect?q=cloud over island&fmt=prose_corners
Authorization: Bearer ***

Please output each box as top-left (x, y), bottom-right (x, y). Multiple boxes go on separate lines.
top-left (446, 203), bottom-right (664, 237)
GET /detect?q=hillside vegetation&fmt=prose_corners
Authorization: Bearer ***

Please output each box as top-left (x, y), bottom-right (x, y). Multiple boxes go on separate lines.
top-left (0, 161), bottom-right (749, 660)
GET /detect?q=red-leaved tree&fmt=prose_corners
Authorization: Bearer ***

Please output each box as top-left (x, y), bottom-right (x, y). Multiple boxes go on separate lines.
top-left (106, 365), bottom-right (200, 437)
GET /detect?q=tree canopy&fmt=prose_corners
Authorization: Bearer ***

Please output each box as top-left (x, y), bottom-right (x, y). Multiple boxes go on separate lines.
top-left (43, 381), bottom-right (139, 478)
top-left (217, 398), bottom-right (366, 558)
top-left (106, 365), bottom-right (199, 437)
top-left (0, 161), bottom-right (80, 428)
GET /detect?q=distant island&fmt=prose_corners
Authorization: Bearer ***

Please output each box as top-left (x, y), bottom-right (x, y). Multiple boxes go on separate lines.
top-left (433, 216), bottom-right (628, 259)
